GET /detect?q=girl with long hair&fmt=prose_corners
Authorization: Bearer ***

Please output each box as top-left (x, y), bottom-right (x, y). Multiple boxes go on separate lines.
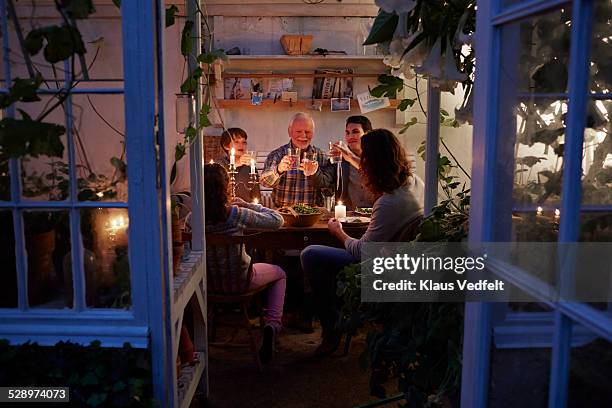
top-left (204, 163), bottom-right (286, 363)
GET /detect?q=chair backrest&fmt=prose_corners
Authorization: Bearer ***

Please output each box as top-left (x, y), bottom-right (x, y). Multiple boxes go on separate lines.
top-left (205, 233), bottom-right (261, 294)
top-left (391, 215), bottom-right (423, 242)
top-left (256, 151), bottom-right (273, 206)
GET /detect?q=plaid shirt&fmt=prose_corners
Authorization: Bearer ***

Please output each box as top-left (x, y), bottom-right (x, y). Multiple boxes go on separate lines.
top-left (260, 142), bottom-right (333, 207)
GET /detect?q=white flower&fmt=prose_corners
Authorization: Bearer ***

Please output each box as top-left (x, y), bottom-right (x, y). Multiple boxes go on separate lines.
top-left (453, 10), bottom-right (473, 49)
top-left (383, 38), bottom-right (406, 67)
top-left (375, 0), bottom-right (418, 14)
top-left (394, 12), bottom-right (410, 39)
top-left (414, 37), bottom-right (442, 78)
top-left (441, 38), bottom-right (468, 83)
top-left (401, 29), bottom-right (428, 68)
top-left (455, 88), bottom-right (474, 125)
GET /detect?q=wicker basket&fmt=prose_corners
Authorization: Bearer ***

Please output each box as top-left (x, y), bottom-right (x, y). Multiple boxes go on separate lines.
top-left (280, 35), bottom-right (313, 55)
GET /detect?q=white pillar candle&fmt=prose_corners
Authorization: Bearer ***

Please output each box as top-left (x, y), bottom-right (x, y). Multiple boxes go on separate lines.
top-left (250, 158), bottom-right (256, 174)
top-left (334, 201), bottom-right (346, 219)
top-left (230, 147), bottom-right (235, 166)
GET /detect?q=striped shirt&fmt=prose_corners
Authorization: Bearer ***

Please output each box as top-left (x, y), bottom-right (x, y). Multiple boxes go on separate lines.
top-left (260, 142), bottom-right (333, 207)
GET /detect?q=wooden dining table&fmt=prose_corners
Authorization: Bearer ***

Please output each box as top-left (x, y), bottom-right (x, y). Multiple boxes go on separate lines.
top-left (245, 211), bottom-right (369, 250)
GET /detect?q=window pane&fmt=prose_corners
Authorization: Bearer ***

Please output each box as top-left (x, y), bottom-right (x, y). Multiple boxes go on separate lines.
top-left (499, 8), bottom-right (572, 94)
top-left (513, 99), bottom-right (566, 208)
top-left (0, 211), bottom-right (17, 308)
top-left (512, 211), bottom-right (559, 242)
top-left (590, 0), bottom-right (612, 93)
top-left (582, 100), bottom-right (611, 206)
top-left (72, 95), bottom-right (127, 202)
top-left (80, 208), bottom-right (131, 309)
top-left (15, 96), bottom-right (70, 202)
top-left (23, 210), bottom-right (72, 308)
top-left (580, 212), bottom-right (612, 242)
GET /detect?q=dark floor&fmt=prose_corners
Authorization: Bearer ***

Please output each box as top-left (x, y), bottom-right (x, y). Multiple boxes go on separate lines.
top-left (201, 326), bottom-right (384, 408)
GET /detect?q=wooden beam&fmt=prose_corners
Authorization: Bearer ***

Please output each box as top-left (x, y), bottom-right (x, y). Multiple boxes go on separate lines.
top-left (204, 4), bottom-right (379, 17)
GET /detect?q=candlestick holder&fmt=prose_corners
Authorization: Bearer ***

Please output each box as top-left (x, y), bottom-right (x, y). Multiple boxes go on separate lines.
top-left (248, 172), bottom-right (260, 201)
top-left (228, 164), bottom-right (238, 199)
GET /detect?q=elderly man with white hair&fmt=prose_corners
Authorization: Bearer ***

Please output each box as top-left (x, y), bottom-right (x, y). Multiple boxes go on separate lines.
top-left (261, 112), bottom-right (333, 208)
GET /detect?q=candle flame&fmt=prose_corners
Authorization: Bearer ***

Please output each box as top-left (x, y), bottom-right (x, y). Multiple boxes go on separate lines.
top-left (554, 209), bottom-right (560, 217)
top-left (96, 191), bottom-right (104, 198)
top-left (230, 147), bottom-right (235, 156)
top-left (209, 159), bottom-right (214, 164)
top-left (337, 201), bottom-right (342, 206)
top-left (253, 198), bottom-right (259, 204)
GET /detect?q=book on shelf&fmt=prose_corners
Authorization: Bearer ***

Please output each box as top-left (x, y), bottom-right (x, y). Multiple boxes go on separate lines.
top-left (223, 76), bottom-right (294, 100)
top-left (312, 68), bottom-right (354, 99)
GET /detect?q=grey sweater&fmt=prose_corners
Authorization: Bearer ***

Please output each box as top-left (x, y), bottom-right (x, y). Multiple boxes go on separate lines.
top-left (344, 175), bottom-right (425, 259)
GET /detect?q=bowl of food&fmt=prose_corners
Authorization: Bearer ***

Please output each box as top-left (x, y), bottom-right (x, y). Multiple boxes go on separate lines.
top-left (278, 203), bottom-right (322, 227)
top-left (354, 207), bottom-right (373, 216)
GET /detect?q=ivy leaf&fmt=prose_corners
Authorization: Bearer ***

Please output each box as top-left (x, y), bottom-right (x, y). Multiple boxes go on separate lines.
top-left (0, 117), bottom-right (65, 158)
top-left (397, 98), bottom-right (415, 111)
top-left (0, 75), bottom-right (43, 108)
top-left (363, 10), bottom-right (398, 46)
top-left (39, 25), bottom-right (87, 63)
top-left (440, 109), bottom-right (449, 116)
top-left (65, 0), bottom-right (96, 19)
top-left (175, 143), bottom-right (186, 162)
top-left (180, 67), bottom-right (202, 93)
top-left (181, 21), bottom-right (194, 56)
top-left (197, 49), bottom-right (228, 64)
top-left (371, 74), bottom-right (404, 98)
top-left (166, 5), bottom-right (179, 28)
top-left (199, 104), bottom-right (211, 127)
top-left (24, 30), bottom-right (44, 55)
top-left (185, 126), bottom-right (197, 143)
top-left (399, 117), bottom-right (418, 134)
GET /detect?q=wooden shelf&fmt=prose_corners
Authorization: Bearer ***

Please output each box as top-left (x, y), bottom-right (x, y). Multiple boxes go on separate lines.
top-left (177, 352), bottom-right (206, 408)
top-left (215, 98), bottom-right (400, 111)
top-left (223, 54), bottom-right (387, 72)
top-left (172, 251), bottom-right (204, 322)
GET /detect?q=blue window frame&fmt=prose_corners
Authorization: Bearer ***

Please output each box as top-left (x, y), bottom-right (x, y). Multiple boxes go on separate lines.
top-left (464, 0), bottom-right (612, 407)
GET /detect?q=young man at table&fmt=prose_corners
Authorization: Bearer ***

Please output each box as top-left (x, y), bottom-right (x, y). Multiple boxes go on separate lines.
top-left (316, 115), bottom-right (375, 210)
top-left (260, 112), bottom-right (334, 208)
top-left (301, 129), bottom-right (424, 356)
top-left (215, 127), bottom-right (261, 202)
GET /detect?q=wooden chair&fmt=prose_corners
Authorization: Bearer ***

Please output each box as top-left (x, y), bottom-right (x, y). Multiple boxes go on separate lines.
top-left (341, 215), bottom-right (424, 355)
top-left (205, 232), bottom-right (270, 371)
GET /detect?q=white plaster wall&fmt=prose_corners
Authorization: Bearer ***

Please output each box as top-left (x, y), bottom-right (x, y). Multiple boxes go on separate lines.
top-left (208, 16), bottom-right (473, 197)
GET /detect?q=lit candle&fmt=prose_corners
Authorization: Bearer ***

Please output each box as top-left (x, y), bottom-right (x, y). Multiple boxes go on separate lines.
top-left (230, 147), bottom-right (235, 166)
top-left (554, 208), bottom-right (560, 221)
top-left (334, 201), bottom-right (346, 219)
top-left (252, 198), bottom-right (259, 205)
top-left (209, 159), bottom-right (214, 164)
top-left (250, 158), bottom-right (256, 174)
top-left (536, 206), bottom-right (543, 216)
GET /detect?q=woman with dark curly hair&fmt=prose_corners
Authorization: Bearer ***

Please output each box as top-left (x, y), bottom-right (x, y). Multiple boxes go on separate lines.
top-left (204, 163), bottom-right (286, 363)
top-left (301, 129), bottom-right (424, 356)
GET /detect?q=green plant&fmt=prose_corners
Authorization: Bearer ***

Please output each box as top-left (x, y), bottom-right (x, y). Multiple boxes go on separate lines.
top-left (0, 339), bottom-right (156, 407)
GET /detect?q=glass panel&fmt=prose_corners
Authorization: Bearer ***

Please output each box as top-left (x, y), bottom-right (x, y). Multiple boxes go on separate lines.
top-left (582, 100), bottom-right (611, 205)
top-left (513, 99), bottom-right (566, 207)
top-left (512, 211), bottom-right (559, 241)
top-left (71, 95), bottom-right (127, 202)
top-left (15, 96), bottom-right (70, 201)
top-left (580, 212), bottom-right (612, 242)
top-left (80, 208), bottom-right (131, 309)
top-left (590, 0), bottom-right (612, 93)
top-left (23, 210), bottom-right (72, 308)
top-left (568, 337), bottom-right (612, 407)
top-left (0, 211), bottom-right (17, 308)
top-left (499, 8), bottom-right (571, 94)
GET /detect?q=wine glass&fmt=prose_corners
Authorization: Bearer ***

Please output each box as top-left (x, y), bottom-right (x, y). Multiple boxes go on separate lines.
top-left (328, 141), bottom-right (342, 164)
top-left (287, 148), bottom-right (300, 170)
top-left (302, 152), bottom-right (319, 176)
